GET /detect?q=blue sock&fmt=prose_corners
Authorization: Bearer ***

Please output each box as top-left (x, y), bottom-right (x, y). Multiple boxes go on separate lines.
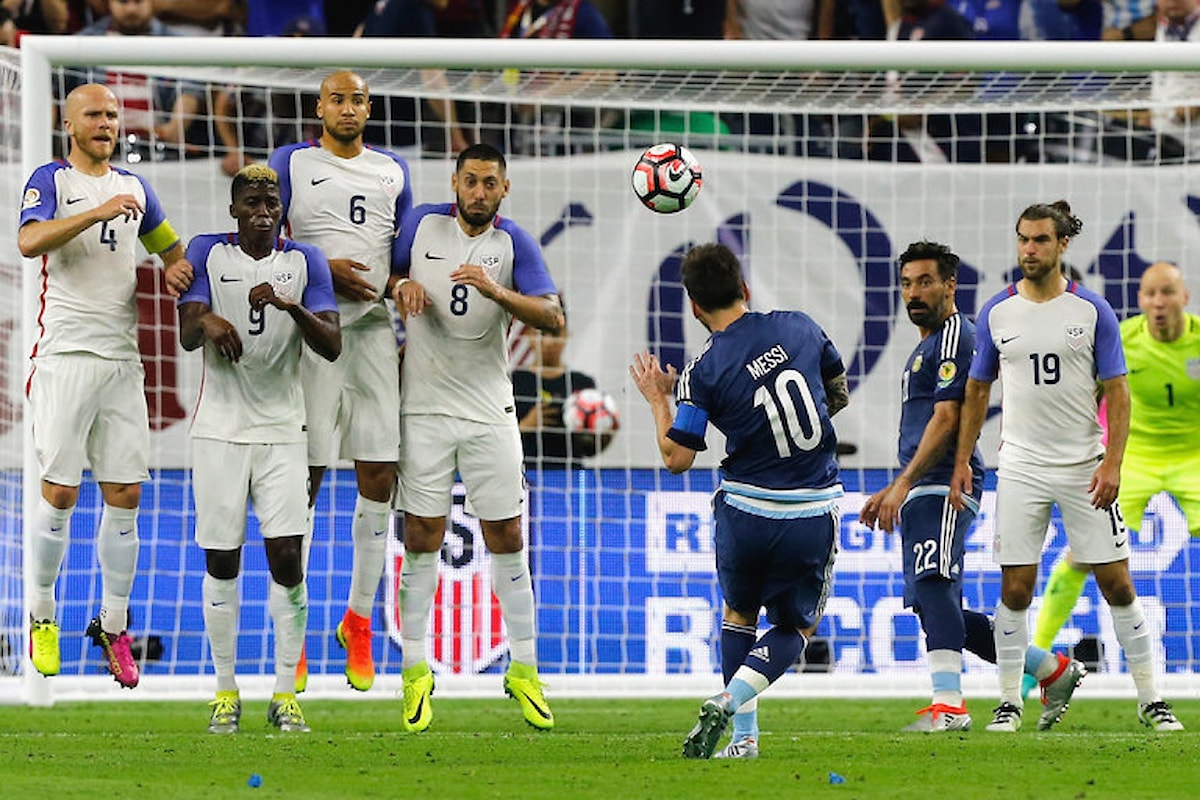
top-left (721, 620), bottom-right (756, 686)
top-left (731, 701), bottom-right (759, 741)
top-left (964, 609), bottom-right (997, 663)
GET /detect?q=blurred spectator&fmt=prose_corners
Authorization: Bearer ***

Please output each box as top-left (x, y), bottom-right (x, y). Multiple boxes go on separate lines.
top-left (6, 0), bottom-right (69, 32)
top-left (512, 321), bottom-right (613, 470)
top-left (72, 0), bottom-right (207, 155)
top-left (724, 0), bottom-right (834, 40)
top-left (1150, 0), bottom-right (1200, 156)
top-left (834, 0), bottom-right (887, 37)
top-left (1020, 0), bottom-right (1103, 40)
top-left (356, 0), bottom-right (469, 154)
top-left (65, 0), bottom-right (109, 33)
top-left (636, 0), bottom-right (723, 38)
top-left (435, 0), bottom-right (493, 36)
top-left (212, 11), bottom-right (321, 175)
top-left (0, 6), bottom-right (19, 43)
top-left (1102, 0), bottom-right (1157, 38)
top-left (324, 0), bottom-right (369, 35)
top-left (869, 0), bottom-right (976, 162)
top-left (243, 0), bottom-right (323, 36)
top-left (498, 0), bottom-right (616, 155)
top-left (151, 0), bottom-right (243, 34)
top-left (952, 0), bottom-right (1021, 39)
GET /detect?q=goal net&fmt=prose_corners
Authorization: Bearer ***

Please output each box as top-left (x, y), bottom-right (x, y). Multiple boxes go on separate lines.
top-left (3, 37), bottom-right (1199, 704)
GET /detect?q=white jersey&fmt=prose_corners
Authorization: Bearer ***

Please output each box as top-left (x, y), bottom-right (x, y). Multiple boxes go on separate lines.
top-left (395, 203), bottom-right (558, 425)
top-left (268, 140), bottom-right (411, 328)
top-left (970, 279), bottom-right (1126, 471)
top-left (20, 161), bottom-right (180, 361)
top-left (179, 233), bottom-right (338, 444)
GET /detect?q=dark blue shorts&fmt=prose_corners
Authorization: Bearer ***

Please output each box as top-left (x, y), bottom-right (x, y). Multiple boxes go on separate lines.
top-left (899, 491), bottom-right (975, 609)
top-left (712, 492), bottom-right (837, 630)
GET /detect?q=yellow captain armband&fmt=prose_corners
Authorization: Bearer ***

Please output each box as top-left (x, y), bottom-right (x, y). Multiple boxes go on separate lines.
top-left (140, 219), bottom-right (180, 255)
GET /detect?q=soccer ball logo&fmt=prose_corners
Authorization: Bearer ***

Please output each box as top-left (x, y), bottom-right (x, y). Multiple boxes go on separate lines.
top-left (563, 388), bottom-right (620, 434)
top-left (630, 143), bottom-right (702, 214)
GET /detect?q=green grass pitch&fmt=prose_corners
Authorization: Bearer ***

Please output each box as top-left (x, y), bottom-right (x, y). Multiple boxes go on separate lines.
top-left (1, 698), bottom-right (1197, 798)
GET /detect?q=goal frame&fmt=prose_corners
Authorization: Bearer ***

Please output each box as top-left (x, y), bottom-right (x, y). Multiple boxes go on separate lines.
top-left (12, 36), bottom-right (1200, 705)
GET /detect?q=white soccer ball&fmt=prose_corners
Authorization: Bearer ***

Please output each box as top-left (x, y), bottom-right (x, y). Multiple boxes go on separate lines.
top-left (562, 388), bottom-right (621, 434)
top-left (630, 142), bottom-right (703, 214)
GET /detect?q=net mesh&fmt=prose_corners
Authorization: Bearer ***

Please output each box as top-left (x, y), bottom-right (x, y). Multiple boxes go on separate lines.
top-left (2, 41), bottom-right (1198, 701)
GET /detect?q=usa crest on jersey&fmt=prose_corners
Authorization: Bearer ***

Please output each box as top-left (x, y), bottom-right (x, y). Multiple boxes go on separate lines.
top-left (1065, 323), bottom-right (1088, 350)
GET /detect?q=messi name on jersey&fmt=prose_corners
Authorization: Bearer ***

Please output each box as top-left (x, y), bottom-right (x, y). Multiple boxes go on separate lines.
top-left (746, 344), bottom-right (789, 380)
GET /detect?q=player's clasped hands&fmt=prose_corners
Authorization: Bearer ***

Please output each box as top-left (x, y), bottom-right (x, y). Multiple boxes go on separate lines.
top-left (249, 281), bottom-right (294, 312)
top-left (392, 276), bottom-right (431, 319)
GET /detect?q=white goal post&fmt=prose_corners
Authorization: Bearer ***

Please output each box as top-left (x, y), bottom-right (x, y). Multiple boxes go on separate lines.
top-left (4, 36), bottom-right (1200, 705)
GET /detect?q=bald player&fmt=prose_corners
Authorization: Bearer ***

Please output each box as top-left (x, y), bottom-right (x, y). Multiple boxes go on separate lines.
top-left (19, 83), bottom-right (193, 688)
top-left (268, 70), bottom-right (413, 693)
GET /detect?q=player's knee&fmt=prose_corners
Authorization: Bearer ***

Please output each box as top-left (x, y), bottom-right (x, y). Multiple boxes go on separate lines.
top-left (42, 481), bottom-right (78, 510)
top-left (265, 536), bottom-right (304, 588)
top-left (481, 517), bottom-right (523, 554)
top-left (355, 460), bottom-right (397, 502)
top-left (205, 548), bottom-right (241, 580)
top-left (99, 482), bottom-right (141, 510)
top-left (403, 514), bottom-right (447, 553)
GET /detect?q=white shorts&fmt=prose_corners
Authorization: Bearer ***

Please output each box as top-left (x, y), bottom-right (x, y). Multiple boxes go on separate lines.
top-left (994, 461), bottom-right (1130, 566)
top-left (397, 414), bottom-right (524, 521)
top-left (28, 353), bottom-right (149, 486)
top-left (191, 438), bottom-right (308, 550)
top-left (302, 314), bottom-right (400, 466)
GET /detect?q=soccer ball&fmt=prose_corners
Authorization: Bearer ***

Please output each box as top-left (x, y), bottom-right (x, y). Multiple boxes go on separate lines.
top-left (563, 388), bottom-right (620, 434)
top-left (630, 142), bottom-right (702, 213)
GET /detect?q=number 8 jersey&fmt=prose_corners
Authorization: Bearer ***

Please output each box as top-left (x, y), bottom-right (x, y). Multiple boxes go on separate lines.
top-left (20, 161), bottom-right (180, 361)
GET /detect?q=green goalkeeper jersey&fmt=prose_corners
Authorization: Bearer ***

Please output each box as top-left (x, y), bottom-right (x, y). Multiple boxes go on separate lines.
top-left (1120, 312), bottom-right (1200, 458)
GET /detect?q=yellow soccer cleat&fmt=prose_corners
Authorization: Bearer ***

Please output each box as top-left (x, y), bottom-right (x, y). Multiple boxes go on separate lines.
top-left (207, 690), bottom-right (241, 735)
top-left (504, 661), bottom-right (554, 730)
top-left (29, 617), bottom-right (60, 677)
top-left (401, 661), bottom-right (435, 733)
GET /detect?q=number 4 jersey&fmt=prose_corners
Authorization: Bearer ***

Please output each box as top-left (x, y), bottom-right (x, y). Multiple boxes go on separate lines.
top-left (669, 310), bottom-right (845, 497)
top-left (20, 161), bottom-right (180, 361)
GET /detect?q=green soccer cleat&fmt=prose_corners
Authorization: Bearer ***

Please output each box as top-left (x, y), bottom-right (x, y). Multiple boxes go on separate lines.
top-left (267, 693), bottom-right (310, 733)
top-left (29, 617), bottom-right (60, 677)
top-left (401, 661), bottom-right (435, 733)
top-left (207, 690), bottom-right (241, 734)
top-left (504, 661), bottom-right (554, 730)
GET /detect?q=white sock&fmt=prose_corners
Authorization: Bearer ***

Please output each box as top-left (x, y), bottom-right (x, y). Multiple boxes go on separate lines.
top-left (30, 498), bottom-right (72, 621)
top-left (1110, 599), bottom-right (1158, 705)
top-left (928, 648), bottom-right (964, 707)
top-left (270, 580), bottom-right (308, 696)
top-left (96, 504), bottom-right (139, 633)
top-left (994, 603), bottom-right (1028, 706)
top-left (400, 550), bottom-right (439, 668)
top-left (301, 506), bottom-right (315, 572)
top-left (347, 495), bottom-right (390, 618)
top-left (202, 573), bottom-right (240, 693)
top-left (491, 550), bottom-right (537, 667)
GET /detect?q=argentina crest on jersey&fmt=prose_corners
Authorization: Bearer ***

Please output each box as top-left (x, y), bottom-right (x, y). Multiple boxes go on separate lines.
top-left (1065, 323), bottom-right (1088, 350)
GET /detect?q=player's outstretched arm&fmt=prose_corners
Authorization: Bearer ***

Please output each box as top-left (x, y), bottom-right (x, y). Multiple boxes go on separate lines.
top-left (630, 350), bottom-right (694, 473)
